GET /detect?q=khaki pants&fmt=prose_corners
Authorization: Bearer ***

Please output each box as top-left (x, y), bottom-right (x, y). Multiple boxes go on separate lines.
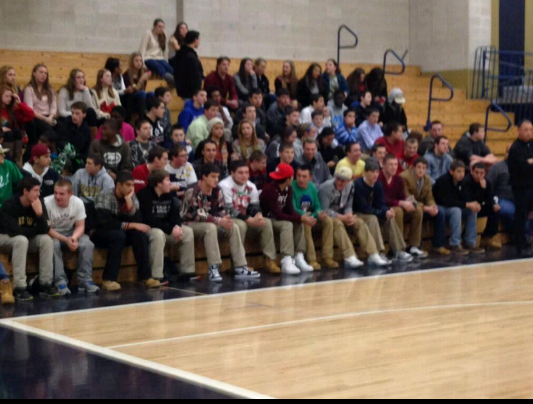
top-left (148, 226), bottom-right (196, 279)
top-left (344, 217), bottom-right (379, 257)
top-left (188, 222), bottom-right (247, 268)
top-left (305, 217), bottom-right (356, 262)
top-left (234, 219), bottom-right (277, 260)
top-left (271, 220), bottom-right (306, 257)
top-left (359, 214), bottom-right (406, 253)
top-left (392, 206), bottom-right (424, 248)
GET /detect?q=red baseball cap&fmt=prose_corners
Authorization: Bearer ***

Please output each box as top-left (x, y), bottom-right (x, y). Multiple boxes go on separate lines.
top-left (31, 144), bottom-right (51, 160)
top-left (269, 163), bottom-right (294, 181)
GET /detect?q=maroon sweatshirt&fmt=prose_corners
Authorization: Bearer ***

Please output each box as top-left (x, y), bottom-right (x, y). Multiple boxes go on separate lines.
top-left (260, 182), bottom-right (301, 224)
top-left (378, 171), bottom-right (406, 207)
top-left (375, 136), bottom-right (405, 157)
top-left (204, 71), bottom-right (238, 106)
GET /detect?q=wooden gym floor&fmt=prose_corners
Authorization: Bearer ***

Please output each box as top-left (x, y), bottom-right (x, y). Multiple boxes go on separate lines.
top-left (2, 256), bottom-right (533, 399)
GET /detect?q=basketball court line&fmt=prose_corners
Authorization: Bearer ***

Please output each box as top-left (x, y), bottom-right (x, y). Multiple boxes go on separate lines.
top-left (0, 319), bottom-right (274, 400)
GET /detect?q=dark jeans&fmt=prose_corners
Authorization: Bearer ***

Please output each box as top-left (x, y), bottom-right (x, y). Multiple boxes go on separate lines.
top-left (91, 229), bottom-right (152, 282)
top-left (424, 207), bottom-right (446, 248)
top-left (513, 188), bottom-right (533, 252)
top-left (478, 205), bottom-right (500, 239)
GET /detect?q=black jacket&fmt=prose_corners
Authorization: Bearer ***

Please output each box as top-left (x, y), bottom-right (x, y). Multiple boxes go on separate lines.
top-left (0, 194), bottom-right (50, 238)
top-left (454, 132), bottom-right (492, 168)
top-left (433, 173), bottom-right (468, 209)
top-left (507, 139), bottom-right (533, 189)
top-left (56, 117), bottom-right (92, 160)
top-left (174, 45), bottom-right (204, 99)
top-left (463, 175), bottom-right (495, 211)
top-left (297, 77), bottom-right (327, 108)
top-left (137, 186), bottom-right (182, 235)
top-left (21, 165), bottom-right (62, 198)
top-left (381, 102), bottom-right (408, 131)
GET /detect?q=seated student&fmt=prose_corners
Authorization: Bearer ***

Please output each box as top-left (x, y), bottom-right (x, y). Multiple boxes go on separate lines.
top-left (130, 119), bottom-right (158, 168)
top-left (219, 161), bottom-right (280, 273)
top-left (486, 150), bottom-right (515, 232)
top-left (248, 150), bottom-right (268, 191)
top-left (90, 119), bottom-right (133, 180)
top-left (96, 106), bottom-right (135, 143)
top-left (93, 171), bottom-right (161, 291)
top-left (266, 89), bottom-right (292, 136)
top-left (186, 100), bottom-right (219, 149)
top-left (45, 180), bottom-right (99, 296)
top-left (335, 142), bottom-right (365, 181)
top-left (425, 135), bottom-right (453, 184)
top-left (433, 160), bottom-right (485, 255)
top-left (23, 64), bottom-right (58, 132)
top-left (181, 163), bottom-right (259, 282)
top-left (318, 127), bottom-right (345, 174)
top-left (379, 154), bottom-right (427, 258)
top-left (454, 123), bottom-right (499, 170)
top-left (260, 163), bottom-right (314, 274)
top-left (366, 67), bottom-right (388, 105)
top-left (353, 158), bottom-right (414, 262)
top-left (297, 138), bottom-right (331, 186)
top-left (0, 177), bottom-right (59, 301)
top-left (353, 90), bottom-right (374, 127)
top-left (247, 88), bottom-right (268, 128)
top-left (22, 145), bottom-right (62, 198)
top-left (398, 137), bottom-right (419, 173)
top-left (319, 167), bottom-right (390, 267)
top-left (178, 89), bottom-right (206, 133)
top-left (72, 154), bottom-right (115, 203)
top-left (311, 110), bottom-right (330, 135)
top-left (155, 87), bottom-right (173, 144)
top-left (418, 121), bottom-right (444, 157)
top-left (0, 144), bottom-right (23, 207)
top-left (294, 124), bottom-right (317, 161)
top-left (56, 102), bottom-right (92, 165)
top-left (358, 108), bottom-right (383, 153)
top-left (464, 162), bottom-right (502, 250)
top-left (370, 144), bottom-right (385, 171)
top-left (91, 69), bottom-right (121, 121)
top-left (297, 63), bottom-right (327, 108)
top-left (328, 90), bottom-right (348, 130)
top-left (193, 139), bottom-right (229, 180)
top-left (267, 142), bottom-right (300, 176)
top-left (266, 125), bottom-right (298, 161)
top-left (293, 165), bottom-right (363, 270)
top-left (203, 57), bottom-right (239, 110)
top-left (232, 120), bottom-right (265, 161)
top-left (122, 52), bottom-right (152, 119)
top-left (401, 157), bottom-right (449, 255)
top-left (232, 104), bottom-right (267, 141)
top-left (334, 109), bottom-right (359, 147)
top-left (0, 259), bottom-right (14, 305)
top-left (139, 19), bottom-right (174, 87)
top-left (0, 65), bottom-right (23, 100)
top-left (143, 97), bottom-right (167, 146)
top-left (132, 147), bottom-right (169, 193)
top-left (254, 58), bottom-right (271, 98)
top-left (322, 59), bottom-right (349, 101)
top-left (234, 58), bottom-right (258, 103)
top-left (138, 170), bottom-right (196, 283)
top-left (57, 69), bottom-right (97, 123)
top-left (381, 88), bottom-right (408, 132)
top-left (166, 145), bottom-right (197, 199)
top-left (105, 58), bottom-right (126, 98)
top-left (194, 118), bottom-right (232, 177)
top-left (170, 22), bottom-right (188, 52)
top-left (275, 60), bottom-right (299, 102)
top-left (346, 67), bottom-right (367, 104)
top-left (299, 94), bottom-right (326, 125)
top-left (375, 122), bottom-right (405, 158)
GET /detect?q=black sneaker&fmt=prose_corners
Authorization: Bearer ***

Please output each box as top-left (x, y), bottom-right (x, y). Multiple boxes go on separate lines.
top-left (39, 284), bottom-right (61, 299)
top-left (14, 288), bottom-right (33, 302)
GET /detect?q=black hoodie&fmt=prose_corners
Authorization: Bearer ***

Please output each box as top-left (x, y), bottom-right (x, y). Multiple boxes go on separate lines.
top-left (174, 45), bottom-right (204, 99)
top-left (433, 172), bottom-right (468, 209)
top-left (137, 186), bottom-right (182, 235)
top-left (0, 194), bottom-right (50, 238)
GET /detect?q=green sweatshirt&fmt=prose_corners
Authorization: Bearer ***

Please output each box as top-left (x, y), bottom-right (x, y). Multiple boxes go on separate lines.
top-left (292, 181), bottom-right (322, 219)
top-left (0, 160), bottom-right (23, 208)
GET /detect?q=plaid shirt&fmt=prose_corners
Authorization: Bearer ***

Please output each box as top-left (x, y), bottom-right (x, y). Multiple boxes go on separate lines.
top-left (181, 184), bottom-right (227, 225)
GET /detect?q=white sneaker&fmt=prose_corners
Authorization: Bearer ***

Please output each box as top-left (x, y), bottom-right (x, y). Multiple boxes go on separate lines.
top-left (344, 256), bottom-right (364, 269)
top-left (235, 267), bottom-right (261, 280)
top-left (281, 256), bottom-right (301, 275)
top-left (368, 253), bottom-right (391, 267)
top-left (408, 247), bottom-right (428, 259)
top-left (393, 251), bottom-right (414, 263)
top-left (209, 266), bottom-right (223, 282)
top-left (295, 253), bottom-right (314, 273)
top-left (379, 253), bottom-right (393, 265)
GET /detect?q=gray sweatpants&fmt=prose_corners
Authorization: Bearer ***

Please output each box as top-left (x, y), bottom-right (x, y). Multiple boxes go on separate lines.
top-left (53, 232), bottom-right (95, 287)
top-left (0, 234), bottom-right (54, 289)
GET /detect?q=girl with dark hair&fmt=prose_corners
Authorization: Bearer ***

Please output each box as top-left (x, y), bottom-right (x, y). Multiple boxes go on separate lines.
top-left (346, 67), bottom-right (367, 106)
top-left (58, 69), bottom-right (96, 119)
top-left (104, 58), bottom-right (126, 97)
top-left (266, 125), bottom-right (298, 161)
top-left (322, 59), bottom-right (349, 101)
top-left (234, 58), bottom-right (258, 103)
top-left (139, 19), bottom-right (175, 87)
top-left (91, 69), bottom-right (121, 121)
top-left (232, 120), bottom-right (265, 161)
top-left (366, 67), bottom-right (388, 105)
top-left (23, 64), bottom-right (57, 128)
top-left (170, 22), bottom-right (189, 52)
top-left (122, 53), bottom-right (153, 120)
top-left (0, 66), bottom-right (23, 99)
top-left (274, 61), bottom-right (298, 101)
top-left (297, 63), bottom-right (327, 108)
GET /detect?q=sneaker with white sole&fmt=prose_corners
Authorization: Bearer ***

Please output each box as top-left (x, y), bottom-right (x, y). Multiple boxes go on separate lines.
top-left (281, 256), bottom-right (301, 275)
top-left (408, 247), bottom-right (428, 259)
top-left (295, 253), bottom-right (314, 273)
top-left (344, 256), bottom-right (364, 269)
top-left (379, 253), bottom-right (393, 265)
top-left (235, 267), bottom-right (261, 280)
top-left (368, 253), bottom-right (392, 267)
top-left (57, 284), bottom-right (72, 297)
top-left (78, 282), bottom-right (100, 294)
top-left (209, 266), bottom-right (223, 283)
top-left (393, 251), bottom-right (414, 262)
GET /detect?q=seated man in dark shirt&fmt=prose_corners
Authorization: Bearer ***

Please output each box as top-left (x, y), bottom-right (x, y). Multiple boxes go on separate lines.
top-left (454, 123), bottom-right (499, 170)
top-left (267, 142), bottom-right (299, 175)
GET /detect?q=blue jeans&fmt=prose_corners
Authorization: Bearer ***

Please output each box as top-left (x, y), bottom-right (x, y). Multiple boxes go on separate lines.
top-left (500, 198), bottom-right (533, 236)
top-left (0, 261), bottom-right (9, 281)
top-left (425, 207), bottom-right (446, 248)
top-left (443, 207), bottom-right (478, 247)
top-left (144, 59), bottom-right (174, 77)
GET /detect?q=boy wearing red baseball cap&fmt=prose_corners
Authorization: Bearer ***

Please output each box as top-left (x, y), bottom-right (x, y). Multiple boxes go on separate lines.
top-left (22, 144), bottom-right (62, 198)
top-left (259, 163), bottom-right (314, 275)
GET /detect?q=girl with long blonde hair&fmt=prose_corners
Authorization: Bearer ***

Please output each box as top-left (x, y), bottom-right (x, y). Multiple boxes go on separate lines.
top-left (232, 120), bottom-right (265, 161)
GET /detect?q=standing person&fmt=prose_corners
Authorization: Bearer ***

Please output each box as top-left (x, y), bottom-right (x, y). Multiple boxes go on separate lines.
top-left (139, 19), bottom-right (175, 87)
top-left (401, 158), bottom-right (450, 255)
top-left (166, 145), bottom-right (198, 199)
top-left (23, 64), bottom-right (58, 132)
top-left (297, 63), bottom-right (327, 108)
top-left (487, 149), bottom-right (516, 233)
top-left (0, 177), bottom-right (58, 301)
top-left (358, 108), bottom-right (383, 153)
top-left (375, 122), bottom-right (405, 157)
top-left (335, 142), bottom-right (365, 181)
top-left (174, 30), bottom-right (204, 101)
top-left (138, 170), bottom-right (196, 282)
top-left (91, 69), bottom-right (121, 121)
top-left (178, 89), bottom-right (206, 133)
top-left (454, 123), bottom-right (499, 170)
top-left (170, 22), bottom-right (189, 52)
top-left (132, 147), bottom-right (169, 193)
top-left (425, 136), bottom-right (453, 184)
top-left (90, 120), bottom-right (133, 179)
top-left (45, 180), bottom-right (99, 296)
top-left (22, 145), bottom-right (62, 198)
top-left (322, 59), bottom-right (349, 102)
top-left (0, 144), bottom-right (22, 207)
top-left (181, 163), bottom-right (259, 282)
top-left (234, 58), bottom-right (258, 103)
top-left (275, 61), bottom-right (299, 102)
top-left (122, 53), bottom-right (152, 120)
top-left (260, 163), bottom-right (314, 275)
top-left (92, 172), bottom-right (161, 291)
top-left (203, 57), bottom-right (239, 111)
top-left (130, 119), bottom-right (157, 168)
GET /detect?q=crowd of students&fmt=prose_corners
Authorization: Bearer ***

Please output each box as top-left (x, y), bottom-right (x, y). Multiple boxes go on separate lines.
top-left (0, 18), bottom-right (525, 305)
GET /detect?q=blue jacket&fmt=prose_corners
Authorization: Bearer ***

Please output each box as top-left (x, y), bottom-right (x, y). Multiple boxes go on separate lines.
top-left (352, 178), bottom-right (389, 220)
top-left (178, 100), bottom-right (204, 132)
top-left (335, 123), bottom-right (359, 146)
top-left (321, 73), bottom-right (349, 100)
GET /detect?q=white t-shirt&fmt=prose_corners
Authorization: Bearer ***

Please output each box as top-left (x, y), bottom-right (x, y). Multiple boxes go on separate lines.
top-left (165, 162), bottom-right (198, 190)
top-left (44, 195), bottom-right (87, 236)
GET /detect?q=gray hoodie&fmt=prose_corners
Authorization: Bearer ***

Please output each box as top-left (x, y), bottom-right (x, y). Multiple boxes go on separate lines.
top-left (425, 150), bottom-right (453, 185)
top-left (318, 179), bottom-right (354, 217)
top-left (72, 167), bottom-right (115, 203)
